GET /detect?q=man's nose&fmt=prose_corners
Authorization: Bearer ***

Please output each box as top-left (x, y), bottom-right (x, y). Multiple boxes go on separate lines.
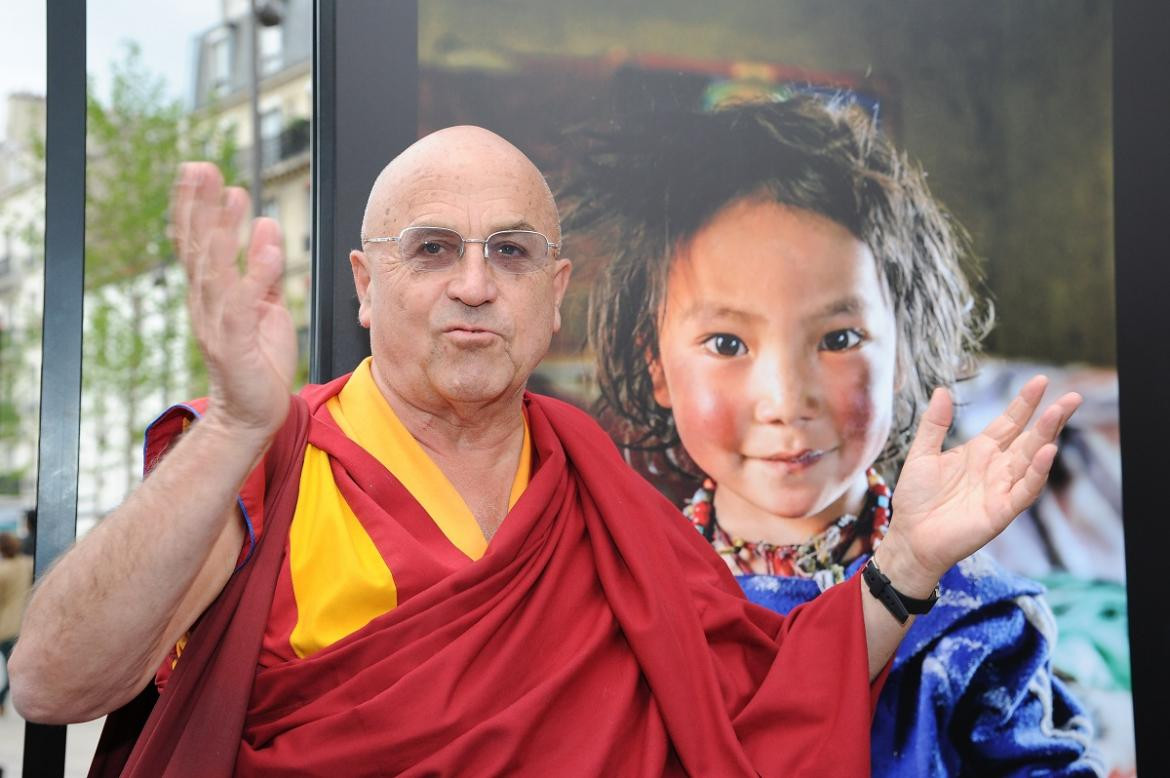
top-left (752, 350), bottom-right (819, 424)
top-left (445, 251), bottom-right (498, 307)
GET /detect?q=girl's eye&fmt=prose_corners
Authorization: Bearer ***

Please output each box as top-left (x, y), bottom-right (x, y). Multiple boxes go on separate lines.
top-left (819, 329), bottom-right (863, 352)
top-left (703, 334), bottom-right (747, 357)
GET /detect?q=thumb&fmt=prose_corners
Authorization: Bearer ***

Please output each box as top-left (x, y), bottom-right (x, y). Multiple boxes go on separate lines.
top-left (904, 387), bottom-right (953, 462)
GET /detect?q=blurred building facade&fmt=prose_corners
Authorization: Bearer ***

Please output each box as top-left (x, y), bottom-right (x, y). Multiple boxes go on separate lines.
top-left (191, 0), bottom-right (314, 357)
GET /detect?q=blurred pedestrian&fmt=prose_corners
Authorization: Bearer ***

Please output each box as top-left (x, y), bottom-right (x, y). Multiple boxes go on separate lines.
top-left (19, 508), bottom-right (35, 557)
top-left (0, 532), bottom-right (33, 714)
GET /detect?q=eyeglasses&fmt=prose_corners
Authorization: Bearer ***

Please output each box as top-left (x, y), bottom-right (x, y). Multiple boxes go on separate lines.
top-left (362, 226), bottom-right (560, 275)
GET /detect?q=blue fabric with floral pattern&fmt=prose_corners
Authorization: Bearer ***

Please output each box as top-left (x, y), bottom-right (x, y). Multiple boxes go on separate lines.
top-left (738, 552), bottom-right (1104, 776)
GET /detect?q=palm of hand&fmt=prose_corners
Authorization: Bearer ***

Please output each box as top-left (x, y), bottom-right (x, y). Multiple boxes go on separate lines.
top-left (204, 288), bottom-right (297, 429)
top-left (888, 377), bottom-right (1081, 585)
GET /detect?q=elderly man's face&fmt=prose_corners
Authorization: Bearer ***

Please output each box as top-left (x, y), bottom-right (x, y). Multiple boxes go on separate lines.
top-left (350, 131), bottom-right (571, 413)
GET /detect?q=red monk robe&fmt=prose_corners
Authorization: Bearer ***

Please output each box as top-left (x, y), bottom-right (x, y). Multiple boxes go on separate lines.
top-left (92, 367), bottom-right (888, 777)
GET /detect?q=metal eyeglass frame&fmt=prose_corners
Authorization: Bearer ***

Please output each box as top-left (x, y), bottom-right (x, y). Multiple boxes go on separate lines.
top-left (361, 226), bottom-right (561, 273)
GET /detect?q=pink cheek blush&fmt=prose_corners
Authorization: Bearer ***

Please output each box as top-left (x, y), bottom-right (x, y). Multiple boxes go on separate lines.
top-left (670, 373), bottom-right (741, 448)
top-left (837, 372), bottom-right (880, 442)
top-left (842, 396), bottom-right (876, 440)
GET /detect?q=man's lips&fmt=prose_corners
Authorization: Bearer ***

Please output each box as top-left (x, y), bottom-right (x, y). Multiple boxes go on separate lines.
top-left (440, 325), bottom-right (503, 347)
top-left (445, 324), bottom-right (487, 331)
top-left (442, 325), bottom-right (499, 336)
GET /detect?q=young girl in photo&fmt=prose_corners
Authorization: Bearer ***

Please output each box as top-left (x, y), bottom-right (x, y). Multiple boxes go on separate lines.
top-left (570, 96), bottom-right (1101, 776)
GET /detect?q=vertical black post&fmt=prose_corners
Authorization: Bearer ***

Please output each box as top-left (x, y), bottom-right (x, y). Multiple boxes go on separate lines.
top-left (310, 0), bottom-right (418, 382)
top-left (23, 0), bottom-right (86, 774)
top-left (1115, 1), bottom-right (1170, 773)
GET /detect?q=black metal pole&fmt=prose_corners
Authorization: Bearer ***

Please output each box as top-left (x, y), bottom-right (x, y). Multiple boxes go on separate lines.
top-left (23, 0), bottom-right (87, 773)
top-left (310, 0), bottom-right (417, 383)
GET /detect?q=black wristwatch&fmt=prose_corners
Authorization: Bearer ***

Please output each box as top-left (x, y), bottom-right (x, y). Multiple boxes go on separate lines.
top-left (862, 556), bottom-right (940, 625)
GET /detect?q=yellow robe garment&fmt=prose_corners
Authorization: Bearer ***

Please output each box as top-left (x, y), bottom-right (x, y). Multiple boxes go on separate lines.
top-left (287, 358), bottom-right (531, 658)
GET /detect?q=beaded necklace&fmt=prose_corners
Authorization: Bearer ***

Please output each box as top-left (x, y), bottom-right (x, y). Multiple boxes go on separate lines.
top-left (684, 467), bottom-right (892, 590)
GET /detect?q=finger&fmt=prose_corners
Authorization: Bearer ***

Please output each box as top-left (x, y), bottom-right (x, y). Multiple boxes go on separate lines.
top-left (215, 186), bottom-right (251, 255)
top-left (247, 217), bottom-right (282, 260)
top-left (1004, 391), bottom-right (1084, 470)
top-left (195, 188), bottom-right (250, 313)
top-left (176, 164), bottom-right (225, 274)
top-left (169, 162), bottom-right (204, 259)
top-left (178, 165), bottom-right (215, 324)
top-left (1053, 391), bottom-right (1083, 424)
top-left (244, 218), bottom-right (285, 301)
top-left (222, 244), bottom-right (285, 341)
top-left (208, 187), bottom-right (250, 270)
top-left (186, 164), bottom-right (225, 263)
top-left (1008, 442), bottom-right (1059, 516)
top-left (245, 244), bottom-right (285, 301)
top-left (904, 387), bottom-right (953, 462)
top-left (980, 374), bottom-right (1048, 450)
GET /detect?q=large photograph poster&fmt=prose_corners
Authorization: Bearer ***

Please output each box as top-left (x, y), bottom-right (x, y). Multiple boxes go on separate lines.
top-left (418, 1), bottom-right (1126, 773)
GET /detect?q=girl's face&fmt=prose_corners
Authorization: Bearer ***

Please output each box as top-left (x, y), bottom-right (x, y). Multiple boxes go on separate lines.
top-left (650, 199), bottom-right (898, 540)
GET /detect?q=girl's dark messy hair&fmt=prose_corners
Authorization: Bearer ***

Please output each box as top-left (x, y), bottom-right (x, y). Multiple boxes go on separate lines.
top-left (561, 95), bottom-right (992, 477)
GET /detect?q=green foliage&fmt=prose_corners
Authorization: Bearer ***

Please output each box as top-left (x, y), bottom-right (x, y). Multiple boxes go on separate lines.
top-left (0, 469), bottom-right (23, 496)
top-left (85, 43), bottom-right (237, 289)
top-left (0, 399), bottom-right (18, 440)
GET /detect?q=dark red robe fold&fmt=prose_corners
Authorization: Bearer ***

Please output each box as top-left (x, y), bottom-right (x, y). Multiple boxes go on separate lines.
top-left (93, 383), bottom-right (884, 778)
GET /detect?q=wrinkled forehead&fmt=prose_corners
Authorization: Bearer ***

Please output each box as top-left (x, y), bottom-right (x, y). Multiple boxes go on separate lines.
top-left (363, 131), bottom-right (560, 239)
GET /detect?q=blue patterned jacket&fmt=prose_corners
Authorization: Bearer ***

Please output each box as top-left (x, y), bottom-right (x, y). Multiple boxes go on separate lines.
top-left (738, 552), bottom-right (1104, 776)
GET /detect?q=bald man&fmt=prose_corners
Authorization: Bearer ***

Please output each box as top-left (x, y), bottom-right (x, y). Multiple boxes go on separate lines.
top-left (11, 127), bottom-right (1080, 777)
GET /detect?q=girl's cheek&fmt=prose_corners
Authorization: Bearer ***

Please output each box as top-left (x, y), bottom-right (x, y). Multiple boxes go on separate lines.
top-left (833, 360), bottom-right (894, 447)
top-left (668, 367), bottom-right (740, 447)
top-left (835, 364), bottom-right (880, 440)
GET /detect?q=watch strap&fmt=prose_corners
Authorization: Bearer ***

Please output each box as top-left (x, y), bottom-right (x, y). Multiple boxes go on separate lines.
top-left (862, 557), bottom-right (940, 625)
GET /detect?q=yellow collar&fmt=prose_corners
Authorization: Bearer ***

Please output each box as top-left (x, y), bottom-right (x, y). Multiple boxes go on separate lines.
top-left (324, 358), bottom-right (531, 559)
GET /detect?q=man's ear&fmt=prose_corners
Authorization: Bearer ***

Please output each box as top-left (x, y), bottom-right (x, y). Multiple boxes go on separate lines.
top-left (647, 348), bottom-right (672, 408)
top-left (550, 257), bottom-right (572, 334)
top-left (350, 249), bottom-right (372, 328)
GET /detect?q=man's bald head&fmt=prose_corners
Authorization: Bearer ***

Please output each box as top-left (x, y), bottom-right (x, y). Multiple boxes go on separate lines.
top-left (361, 126), bottom-right (560, 244)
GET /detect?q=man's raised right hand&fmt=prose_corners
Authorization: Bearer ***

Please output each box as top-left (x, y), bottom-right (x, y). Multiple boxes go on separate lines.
top-left (170, 162), bottom-right (297, 441)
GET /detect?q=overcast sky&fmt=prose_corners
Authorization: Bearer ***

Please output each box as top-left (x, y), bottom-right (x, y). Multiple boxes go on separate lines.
top-left (0, 0), bottom-right (220, 135)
